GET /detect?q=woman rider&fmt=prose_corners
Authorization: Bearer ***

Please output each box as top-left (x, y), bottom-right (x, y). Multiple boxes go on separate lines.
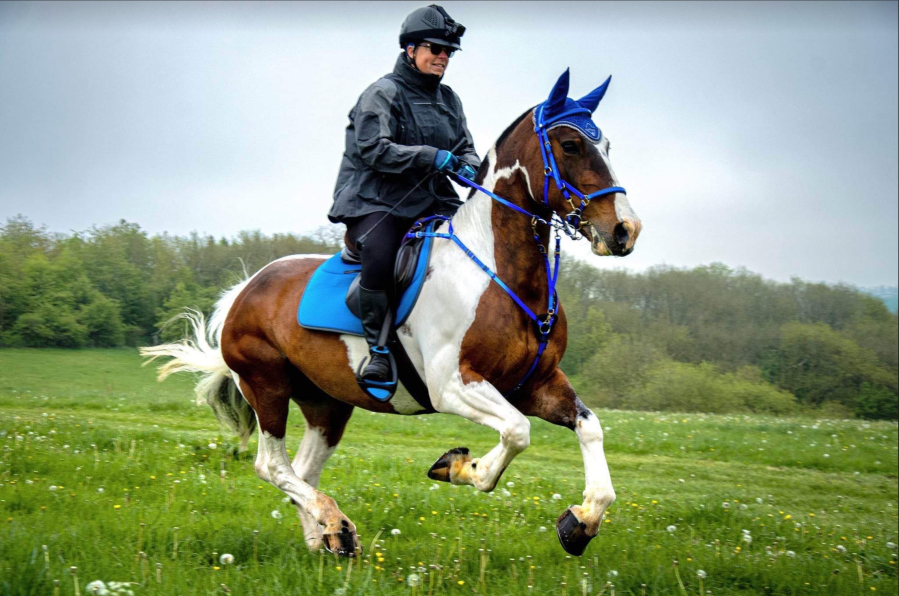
top-left (328, 4), bottom-right (480, 394)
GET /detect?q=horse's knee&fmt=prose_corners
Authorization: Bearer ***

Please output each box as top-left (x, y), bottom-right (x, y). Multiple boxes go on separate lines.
top-left (575, 410), bottom-right (603, 443)
top-left (504, 416), bottom-right (531, 453)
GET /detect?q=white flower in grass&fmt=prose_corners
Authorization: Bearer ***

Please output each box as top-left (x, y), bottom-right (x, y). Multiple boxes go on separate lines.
top-left (722, 502), bottom-right (730, 509)
top-left (282, 496), bottom-right (292, 503)
top-left (406, 573), bottom-right (420, 587)
top-left (552, 493), bottom-right (562, 500)
top-left (85, 580), bottom-right (108, 595)
top-left (271, 510), bottom-right (282, 520)
top-left (219, 553), bottom-right (235, 565)
top-left (48, 485), bottom-right (58, 491)
top-left (697, 570), bottom-right (707, 579)
top-left (538, 526), bottom-right (547, 533)
top-left (785, 550), bottom-right (796, 558)
top-left (506, 481), bottom-right (515, 488)
top-left (607, 570), bottom-right (618, 578)
top-left (430, 484), bottom-right (440, 491)
top-left (391, 528), bottom-right (401, 536)
top-left (756, 497), bottom-right (764, 504)
top-left (667, 525), bottom-right (677, 533)
top-left (835, 545), bottom-right (847, 554)
top-left (743, 534), bottom-right (753, 544)
top-left (887, 542), bottom-right (897, 550)
top-left (208, 443), bottom-right (217, 450)
top-left (97, 487), bottom-right (104, 493)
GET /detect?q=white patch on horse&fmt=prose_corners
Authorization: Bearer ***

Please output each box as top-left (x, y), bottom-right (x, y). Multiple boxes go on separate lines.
top-left (594, 137), bottom-right (638, 225)
top-left (254, 425), bottom-right (318, 507)
top-left (339, 335), bottom-right (425, 415)
top-left (291, 425), bottom-right (337, 548)
top-left (400, 146), bottom-right (532, 491)
top-left (575, 411), bottom-right (616, 528)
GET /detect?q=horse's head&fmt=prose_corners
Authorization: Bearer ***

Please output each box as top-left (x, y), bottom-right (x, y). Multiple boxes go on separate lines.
top-left (531, 69), bottom-right (642, 256)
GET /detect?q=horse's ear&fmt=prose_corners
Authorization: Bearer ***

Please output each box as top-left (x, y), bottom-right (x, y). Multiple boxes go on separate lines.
top-left (577, 75), bottom-right (612, 114)
top-left (544, 68), bottom-right (570, 118)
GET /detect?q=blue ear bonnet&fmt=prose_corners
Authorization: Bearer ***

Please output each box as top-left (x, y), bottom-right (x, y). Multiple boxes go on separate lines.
top-left (536, 70), bottom-right (611, 143)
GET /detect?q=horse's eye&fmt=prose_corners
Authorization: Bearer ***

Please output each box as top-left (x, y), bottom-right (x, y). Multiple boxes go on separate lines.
top-left (561, 141), bottom-right (580, 155)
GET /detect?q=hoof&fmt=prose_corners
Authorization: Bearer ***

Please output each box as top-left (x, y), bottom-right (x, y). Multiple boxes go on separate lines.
top-left (556, 507), bottom-right (594, 556)
top-left (427, 447), bottom-right (471, 483)
top-left (323, 525), bottom-right (361, 558)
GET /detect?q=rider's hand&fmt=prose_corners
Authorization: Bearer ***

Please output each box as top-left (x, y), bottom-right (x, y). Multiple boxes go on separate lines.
top-left (454, 162), bottom-right (477, 182)
top-left (434, 150), bottom-right (460, 172)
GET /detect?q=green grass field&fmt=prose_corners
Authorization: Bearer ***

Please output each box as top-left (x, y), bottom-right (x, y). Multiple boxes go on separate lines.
top-left (0, 349), bottom-right (896, 595)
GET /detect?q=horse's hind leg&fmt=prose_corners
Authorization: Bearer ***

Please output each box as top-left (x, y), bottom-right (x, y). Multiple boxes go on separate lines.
top-left (289, 390), bottom-right (354, 551)
top-left (520, 367), bottom-right (616, 556)
top-left (233, 361), bottom-right (361, 557)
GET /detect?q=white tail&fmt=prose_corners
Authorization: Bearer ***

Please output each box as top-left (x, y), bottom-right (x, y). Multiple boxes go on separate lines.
top-left (140, 277), bottom-right (257, 451)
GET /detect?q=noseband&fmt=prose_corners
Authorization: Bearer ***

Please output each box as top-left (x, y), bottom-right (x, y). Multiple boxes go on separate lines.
top-left (411, 105), bottom-right (627, 395)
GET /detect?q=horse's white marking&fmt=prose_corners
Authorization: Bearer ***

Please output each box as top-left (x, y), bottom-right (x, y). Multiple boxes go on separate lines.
top-left (291, 425), bottom-right (337, 548)
top-left (595, 137), bottom-right (639, 225)
top-left (254, 425), bottom-right (318, 507)
top-left (398, 146), bottom-right (532, 491)
top-left (340, 334), bottom-right (425, 415)
top-left (575, 410), bottom-right (616, 530)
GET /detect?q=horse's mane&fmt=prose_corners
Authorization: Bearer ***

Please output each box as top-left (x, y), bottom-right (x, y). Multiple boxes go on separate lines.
top-left (469, 105), bottom-right (536, 195)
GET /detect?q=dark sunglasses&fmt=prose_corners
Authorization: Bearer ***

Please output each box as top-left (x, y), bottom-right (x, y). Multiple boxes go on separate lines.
top-left (418, 42), bottom-right (456, 58)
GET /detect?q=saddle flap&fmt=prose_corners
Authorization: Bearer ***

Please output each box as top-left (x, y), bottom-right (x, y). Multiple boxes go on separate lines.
top-left (343, 221), bottom-right (434, 320)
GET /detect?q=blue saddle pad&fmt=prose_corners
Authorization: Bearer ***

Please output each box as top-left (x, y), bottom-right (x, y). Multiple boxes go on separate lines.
top-left (297, 224), bottom-right (436, 336)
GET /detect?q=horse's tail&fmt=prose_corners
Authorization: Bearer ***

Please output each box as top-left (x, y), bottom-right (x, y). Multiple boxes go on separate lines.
top-left (140, 278), bottom-right (257, 451)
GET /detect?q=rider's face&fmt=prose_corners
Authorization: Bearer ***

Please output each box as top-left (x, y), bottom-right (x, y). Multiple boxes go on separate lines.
top-left (407, 43), bottom-right (451, 76)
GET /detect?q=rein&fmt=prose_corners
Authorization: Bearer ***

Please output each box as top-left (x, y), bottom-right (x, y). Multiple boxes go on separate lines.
top-left (410, 107), bottom-right (627, 395)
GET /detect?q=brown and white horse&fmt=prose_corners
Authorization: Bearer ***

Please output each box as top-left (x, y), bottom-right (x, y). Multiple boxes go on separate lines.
top-left (142, 73), bottom-right (641, 557)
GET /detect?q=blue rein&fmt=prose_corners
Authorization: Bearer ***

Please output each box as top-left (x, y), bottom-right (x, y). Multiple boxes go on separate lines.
top-left (409, 106), bottom-right (627, 396)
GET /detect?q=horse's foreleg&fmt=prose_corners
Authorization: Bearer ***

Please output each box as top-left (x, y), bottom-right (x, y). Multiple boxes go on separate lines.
top-left (522, 368), bottom-right (616, 556)
top-left (237, 374), bottom-right (360, 557)
top-left (427, 368), bottom-right (530, 492)
top-left (290, 398), bottom-right (354, 551)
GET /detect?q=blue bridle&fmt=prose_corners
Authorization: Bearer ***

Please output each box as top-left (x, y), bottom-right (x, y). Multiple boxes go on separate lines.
top-left (409, 103), bottom-right (627, 396)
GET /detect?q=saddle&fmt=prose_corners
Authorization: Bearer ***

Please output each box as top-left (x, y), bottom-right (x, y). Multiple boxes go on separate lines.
top-left (297, 220), bottom-right (440, 409)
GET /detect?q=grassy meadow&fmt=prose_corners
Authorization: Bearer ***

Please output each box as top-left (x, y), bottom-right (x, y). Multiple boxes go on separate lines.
top-left (0, 349), bottom-right (896, 595)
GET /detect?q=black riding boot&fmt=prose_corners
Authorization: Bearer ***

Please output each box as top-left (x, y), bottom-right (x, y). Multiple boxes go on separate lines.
top-left (358, 286), bottom-right (393, 383)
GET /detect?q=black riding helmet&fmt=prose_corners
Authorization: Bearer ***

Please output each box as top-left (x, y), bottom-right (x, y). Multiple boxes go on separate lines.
top-left (399, 4), bottom-right (465, 51)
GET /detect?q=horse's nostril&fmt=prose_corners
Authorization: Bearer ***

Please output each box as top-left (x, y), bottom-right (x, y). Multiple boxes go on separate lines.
top-left (613, 223), bottom-right (629, 247)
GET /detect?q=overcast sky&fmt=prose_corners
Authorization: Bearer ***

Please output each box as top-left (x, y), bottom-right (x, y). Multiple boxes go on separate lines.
top-left (0, 1), bottom-right (896, 287)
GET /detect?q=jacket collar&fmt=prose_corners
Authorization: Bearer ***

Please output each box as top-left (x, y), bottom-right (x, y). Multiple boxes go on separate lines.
top-left (394, 52), bottom-right (442, 92)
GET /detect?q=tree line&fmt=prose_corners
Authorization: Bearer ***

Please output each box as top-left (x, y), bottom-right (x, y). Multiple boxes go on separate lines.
top-left (1, 215), bottom-right (896, 419)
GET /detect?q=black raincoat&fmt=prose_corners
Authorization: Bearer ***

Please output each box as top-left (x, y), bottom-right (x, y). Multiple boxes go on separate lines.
top-left (328, 53), bottom-right (480, 223)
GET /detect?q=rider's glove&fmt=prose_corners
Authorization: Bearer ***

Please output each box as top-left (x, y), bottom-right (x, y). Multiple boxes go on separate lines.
top-left (454, 162), bottom-right (477, 182)
top-left (434, 149), bottom-right (460, 173)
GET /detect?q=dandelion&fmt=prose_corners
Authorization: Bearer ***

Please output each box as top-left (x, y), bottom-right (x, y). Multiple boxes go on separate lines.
top-left (722, 502), bottom-right (730, 509)
top-left (271, 510), bottom-right (282, 520)
top-left (219, 554), bottom-right (234, 565)
top-left (429, 484), bottom-right (439, 491)
top-left (835, 545), bottom-right (847, 554)
top-left (391, 529), bottom-right (401, 536)
top-left (208, 443), bottom-right (217, 450)
top-left (607, 570), bottom-right (618, 578)
top-left (756, 498), bottom-right (764, 504)
top-left (406, 573), bottom-right (420, 587)
top-left (85, 580), bottom-right (108, 595)
top-left (506, 482), bottom-right (515, 488)
top-left (667, 525), bottom-right (677, 533)
top-left (785, 550), bottom-right (796, 558)
top-left (743, 534), bottom-right (753, 544)
top-left (552, 493), bottom-right (562, 500)
top-left (697, 570), bottom-right (707, 579)
top-left (49, 486), bottom-right (58, 492)
top-left (97, 488), bottom-right (104, 493)
top-left (538, 526), bottom-right (547, 533)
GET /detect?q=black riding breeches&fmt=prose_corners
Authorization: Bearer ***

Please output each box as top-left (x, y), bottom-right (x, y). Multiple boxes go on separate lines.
top-left (346, 212), bottom-right (414, 298)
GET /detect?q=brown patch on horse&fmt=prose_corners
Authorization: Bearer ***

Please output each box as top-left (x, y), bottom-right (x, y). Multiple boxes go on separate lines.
top-left (222, 257), bottom-right (410, 417)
